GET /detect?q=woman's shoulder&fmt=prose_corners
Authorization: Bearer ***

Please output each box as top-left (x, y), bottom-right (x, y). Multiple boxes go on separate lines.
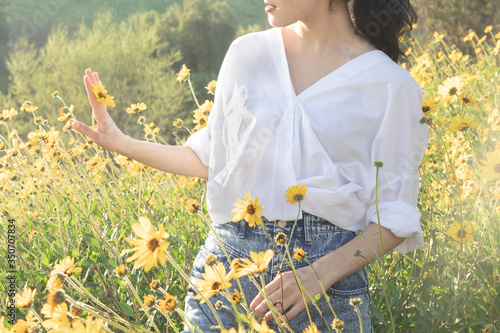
top-left (227, 28), bottom-right (278, 53)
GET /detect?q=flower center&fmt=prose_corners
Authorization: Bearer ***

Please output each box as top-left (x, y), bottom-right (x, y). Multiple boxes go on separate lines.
top-left (148, 238), bottom-right (159, 252)
top-left (459, 123), bottom-right (470, 131)
top-left (246, 205), bottom-right (255, 214)
top-left (98, 92), bottom-right (106, 99)
top-left (422, 106), bottom-right (430, 113)
top-left (199, 118), bottom-right (206, 125)
top-left (456, 229), bottom-right (467, 239)
top-left (495, 164), bottom-right (500, 173)
top-left (462, 97), bottom-right (470, 103)
top-left (211, 281), bottom-right (222, 292)
top-left (449, 87), bottom-right (458, 96)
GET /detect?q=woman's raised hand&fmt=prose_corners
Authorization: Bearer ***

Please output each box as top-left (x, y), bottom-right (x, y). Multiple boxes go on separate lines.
top-left (72, 68), bottom-right (126, 153)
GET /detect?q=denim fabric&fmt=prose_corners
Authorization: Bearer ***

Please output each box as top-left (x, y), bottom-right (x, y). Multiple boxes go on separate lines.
top-left (183, 212), bottom-right (374, 332)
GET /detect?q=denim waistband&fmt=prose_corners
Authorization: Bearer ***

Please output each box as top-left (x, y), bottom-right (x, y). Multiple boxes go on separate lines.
top-left (226, 212), bottom-right (352, 246)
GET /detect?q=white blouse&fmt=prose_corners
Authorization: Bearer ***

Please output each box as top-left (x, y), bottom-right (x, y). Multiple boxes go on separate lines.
top-left (186, 28), bottom-right (428, 254)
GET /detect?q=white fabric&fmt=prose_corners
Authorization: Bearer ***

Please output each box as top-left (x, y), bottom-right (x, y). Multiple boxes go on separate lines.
top-left (185, 28), bottom-right (428, 254)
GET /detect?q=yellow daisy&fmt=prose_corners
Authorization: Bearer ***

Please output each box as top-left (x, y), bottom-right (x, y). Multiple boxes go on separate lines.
top-left (446, 221), bottom-right (477, 250)
top-left (437, 76), bottom-right (464, 105)
top-left (52, 256), bottom-right (82, 277)
top-left (230, 289), bottom-right (242, 304)
top-left (126, 102), bottom-right (147, 114)
top-left (184, 198), bottom-right (199, 214)
top-left (195, 262), bottom-right (232, 303)
top-left (143, 294), bottom-right (155, 307)
top-left (158, 293), bottom-right (177, 313)
top-left (115, 264), bottom-right (128, 277)
top-left (20, 101), bottom-right (38, 113)
top-left (421, 97), bottom-right (439, 115)
top-left (15, 287), bottom-right (37, 308)
top-left (293, 248), bottom-right (307, 261)
top-left (303, 324), bottom-right (320, 333)
top-left (46, 274), bottom-right (63, 294)
top-left (459, 92), bottom-right (478, 107)
top-left (91, 81), bottom-right (116, 108)
top-left (42, 303), bottom-right (72, 331)
top-left (448, 114), bottom-right (477, 132)
top-left (285, 185), bottom-right (308, 204)
top-left (221, 328), bottom-right (245, 333)
top-left (57, 105), bottom-right (74, 121)
top-left (332, 318), bottom-right (345, 331)
top-left (193, 108), bottom-right (208, 131)
top-left (205, 80), bottom-right (217, 95)
top-left (176, 64), bottom-right (190, 82)
top-left (251, 318), bottom-right (276, 333)
top-left (480, 152), bottom-right (500, 182)
top-left (233, 249), bottom-right (274, 278)
top-left (231, 190), bottom-right (264, 227)
top-left (274, 232), bottom-right (287, 245)
top-left (0, 108), bottom-right (18, 125)
top-left (11, 312), bottom-right (38, 333)
top-left (124, 217), bottom-right (170, 272)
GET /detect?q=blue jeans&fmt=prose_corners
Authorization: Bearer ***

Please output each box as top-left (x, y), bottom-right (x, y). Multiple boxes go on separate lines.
top-left (183, 212), bottom-right (374, 332)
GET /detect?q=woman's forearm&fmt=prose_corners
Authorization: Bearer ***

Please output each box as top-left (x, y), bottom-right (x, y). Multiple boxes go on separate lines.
top-left (117, 135), bottom-right (208, 180)
top-left (313, 223), bottom-right (405, 288)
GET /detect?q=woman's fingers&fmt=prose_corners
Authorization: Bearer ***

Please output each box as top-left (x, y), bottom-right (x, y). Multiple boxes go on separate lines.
top-left (72, 121), bottom-right (101, 144)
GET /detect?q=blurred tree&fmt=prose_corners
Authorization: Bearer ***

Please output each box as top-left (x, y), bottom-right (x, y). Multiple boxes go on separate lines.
top-left (4, 11), bottom-right (192, 143)
top-left (156, 0), bottom-right (236, 75)
top-left (0, 0), bottom-right (11, 94)
top-left (413, 0), bottom-right (499, 49)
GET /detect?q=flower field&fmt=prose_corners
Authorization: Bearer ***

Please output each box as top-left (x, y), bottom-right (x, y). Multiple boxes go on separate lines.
top-left (0, 25), bottom-right (499, 332)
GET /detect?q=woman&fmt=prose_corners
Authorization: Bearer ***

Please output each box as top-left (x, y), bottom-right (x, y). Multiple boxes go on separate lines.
top-left (73, 0), bottom-right (427, 331)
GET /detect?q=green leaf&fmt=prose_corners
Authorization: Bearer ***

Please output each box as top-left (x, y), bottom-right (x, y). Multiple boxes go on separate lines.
top-left (429, 307), bottom-right (447, 322)
top-left (390, 288), bottom-right (401, 306)
top-left (115, 279), bottom-right (127, 287)
top-left (371, 306), bottom-right (385, 323)
top-left (41, 252), bottom-right (50, 268)
top-left (118, 302), bottom-right (135, 316)
top-left (236, 311), bottom-right (250, 324)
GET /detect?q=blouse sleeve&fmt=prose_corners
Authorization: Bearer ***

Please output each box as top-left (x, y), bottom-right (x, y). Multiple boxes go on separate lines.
top-left (365, 78), bottom-right (428, 254)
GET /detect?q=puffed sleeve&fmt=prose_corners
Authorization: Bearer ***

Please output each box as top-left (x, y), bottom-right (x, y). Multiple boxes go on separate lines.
top-left (184, 39), bottom-right (236, 167)
top-left (365, 78), bottom-right (428, 254)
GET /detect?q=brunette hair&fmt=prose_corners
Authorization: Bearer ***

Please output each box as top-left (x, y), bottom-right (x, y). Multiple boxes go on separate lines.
top-left (335, 0), bottom-right (417, 63)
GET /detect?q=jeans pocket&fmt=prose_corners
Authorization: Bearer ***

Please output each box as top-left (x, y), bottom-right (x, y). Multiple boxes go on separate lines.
top-left (327, 267), bottom-right (369, 297)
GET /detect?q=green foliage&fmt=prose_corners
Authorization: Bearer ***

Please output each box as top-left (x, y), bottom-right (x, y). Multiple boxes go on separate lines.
top-left (156, 0), bottom-right (236, 74)
top-left (413, 0), bottom-right (500, 48)
top-left (4, 11), bottom-right (192, 142)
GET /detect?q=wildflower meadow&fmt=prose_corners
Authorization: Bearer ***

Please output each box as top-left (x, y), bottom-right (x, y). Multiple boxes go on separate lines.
top-left (1, 24), bottom-right (500, 333)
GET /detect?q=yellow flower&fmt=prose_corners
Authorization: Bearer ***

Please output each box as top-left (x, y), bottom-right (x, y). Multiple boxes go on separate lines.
top-left (11, 312), bottom-right (38, 333)
top-left (233, 249), bottom-right (274, 278)
top-left (184, 198), bottom-right (199, 214)
top-left (230, 289), bottom-right (242, 304)
top-left (332, 317), bottom-right (345, 331)
top-left (172, 118), bottom-right (183, 127)
top-left (176, 64), bottom-right (190, 82)
top-left (421, 97), bottom-right (438, 115)
top-left (448, 114), bottom-right (477, 132)
top-left (42, 302), bottom-right (72, 331)
top-left (221, 328), bottom-right (245, 333)
top-left (274, 232), bottom-right (287, 245)
top-left (126, 102), bottom-right (147, 114)
top-left (433, 31), bottom-right (444, 43)
top-left (51, 90), bottom-right (59, 97)
top-left (446, 221), bottom-right (477, 250)
top-left (124, 217), bottom-right (170, 272)
top-left (150, 279), bottom-right (160, 290)
top-left (20, 101), bottom-right (38, 113)
top-left (46, 274), bottom-right (63, 294)
top-left (285, 185), bottom-right (308, 204)
top-left (91, 81), bottom-right (116, 108)
top-left (477, 35), bottom-right (487, 45)
top-left (158, 293), bottom-right (177, 313)
top-left (205, 80), bottom-right (217, 94)
top-left (195, 262), bottom-right (232, 303)
top-left (484, 26), bottom-right (493, 33)
top-left (115, 264), bottom-right (128, 277)
top-left (52, 256), bottom-right (82, 277)
top-left (15, 287), bottom-right (37, 308)
top-left (480, 152), bottom-right (500, 182)
top-left (349, 297), bottom-right (362, 307)
top-left (57, 105), bottom-right (74, 121)
top-left (0, 108), bottom-right (18, 125)
top-left (231, 190), bottom-right (264, 227)
top-left (302, 324), bottom-right (319, 333)
top-left (251, 318), bottom-right (276, 333)
top-left (143, 294), bottom-right (155, 307)
top-left (293, 248), bottom-right (307, 261)
top-left (193, 108), bottom-right (208, 130)
top-left (459, 93), bottom-right (478, 107)
top-left (437, 76), bottom-right (464, 105)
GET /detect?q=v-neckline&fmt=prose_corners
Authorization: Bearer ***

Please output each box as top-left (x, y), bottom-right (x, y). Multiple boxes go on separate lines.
top-left (276, 27), bottom-right (383, 100)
